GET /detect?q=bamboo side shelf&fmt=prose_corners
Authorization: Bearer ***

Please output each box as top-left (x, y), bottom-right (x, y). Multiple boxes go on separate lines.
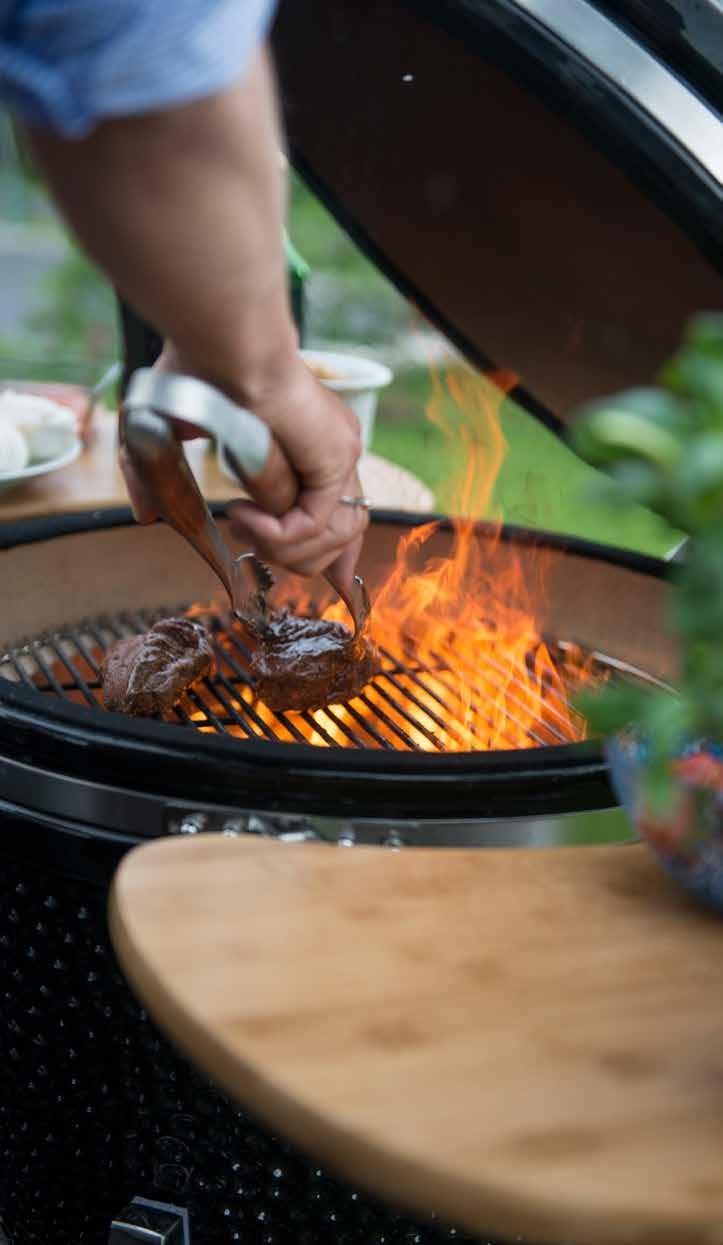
top-left (110, 834), bottom-right (723, 1245)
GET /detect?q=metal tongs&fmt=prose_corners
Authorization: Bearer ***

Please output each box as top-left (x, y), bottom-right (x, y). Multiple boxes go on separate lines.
top-left (121, 369), bottom-right (369, 637)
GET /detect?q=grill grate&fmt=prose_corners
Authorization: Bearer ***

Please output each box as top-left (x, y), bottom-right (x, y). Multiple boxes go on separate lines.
top-left (0, 607), bottom-right (670, 753)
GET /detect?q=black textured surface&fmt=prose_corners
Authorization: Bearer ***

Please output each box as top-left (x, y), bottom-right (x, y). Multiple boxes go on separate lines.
top-left (0, 856), bottom-right (500, 1245)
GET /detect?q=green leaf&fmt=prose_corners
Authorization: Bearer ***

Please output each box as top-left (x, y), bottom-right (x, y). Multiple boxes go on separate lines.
top-left (605, 461), bottom-right (685, 526)
top-left (673, 530), bottom-right (723, 644)
top-left (642, 693), bottom-right (691, 760)
top-left (607, 461), bottom-right (669, 507)
top-left (683, 313), bottom-right (723, 358)
top-left (639, 696), bottom-right (692, 816)
top-left (575, 684), bottom-right (654, 738)
top-left (573, 408), bottom-right (680, 468)
top-left (671, 435), bottom-right (723, 525)
top-left (581, 463), bottom-right (667, 514)
top-left (569, 314), bottom-right (723, 766)
top-left (663, 354), bottom-right (723, 415)
top-left (570, 389), bottom-right (684, 470)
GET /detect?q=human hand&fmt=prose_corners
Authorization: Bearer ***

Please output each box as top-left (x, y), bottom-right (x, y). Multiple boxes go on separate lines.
top-left (224, 354), bottom-right (368, 588)
top-left (119, 344), bottom-right (367, 589)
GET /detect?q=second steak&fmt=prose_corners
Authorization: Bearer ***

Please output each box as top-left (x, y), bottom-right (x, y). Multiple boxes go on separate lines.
top-left (103, 617), bottom-right (215, 717)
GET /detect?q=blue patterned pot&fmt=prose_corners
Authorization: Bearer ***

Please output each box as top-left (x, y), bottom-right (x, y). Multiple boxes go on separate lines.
top-left (607, 737), bottom-right (723, 911)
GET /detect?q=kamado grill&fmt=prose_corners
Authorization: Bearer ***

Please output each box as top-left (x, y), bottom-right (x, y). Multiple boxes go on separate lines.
top-left (1, 1), bottom-right (721, 1243)
top-left (0, 513), bottom-right (678, 843)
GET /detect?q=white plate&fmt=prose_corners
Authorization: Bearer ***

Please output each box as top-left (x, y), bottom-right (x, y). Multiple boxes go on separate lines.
top-left (0, 436), bottom-right (83, 496)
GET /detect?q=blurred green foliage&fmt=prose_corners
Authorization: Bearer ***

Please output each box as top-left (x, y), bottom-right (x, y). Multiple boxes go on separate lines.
top-left (0, 112), bottom-right (118, 384)
top-left (0, 246), bottom-right (118, 385)
top-left (289, 172), bottom-right (414, 344)
top-left (571, 314), bottom-right (723, 808)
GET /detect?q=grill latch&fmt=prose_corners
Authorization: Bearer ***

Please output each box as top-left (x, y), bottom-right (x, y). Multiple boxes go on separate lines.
top-left (109, 1196), bottom-right (191, 1245)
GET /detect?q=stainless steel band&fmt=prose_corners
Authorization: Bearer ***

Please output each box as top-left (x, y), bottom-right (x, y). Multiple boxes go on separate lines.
top-left (0, 752), bottom-right (634, 848)
top-left (507, 0), bottom-right (722, 186)
top-left (124, 369), bottom-right (272, 480)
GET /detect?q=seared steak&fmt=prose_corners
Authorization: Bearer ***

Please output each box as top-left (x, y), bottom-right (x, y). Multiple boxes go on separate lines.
top-left (103, 617), bottom-right (214, 716)
top-left (251, 613), bottom-right (379, 712)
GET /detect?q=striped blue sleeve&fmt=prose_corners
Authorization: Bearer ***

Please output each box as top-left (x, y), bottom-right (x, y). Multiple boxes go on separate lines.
top-left (0, 0), bottom-right (276, 137)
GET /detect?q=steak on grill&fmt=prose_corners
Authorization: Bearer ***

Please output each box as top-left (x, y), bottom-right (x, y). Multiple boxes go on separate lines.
top-left (102, 617), bottom-right (215, 716)
top-left (251, 613), bottom-right (379, 712)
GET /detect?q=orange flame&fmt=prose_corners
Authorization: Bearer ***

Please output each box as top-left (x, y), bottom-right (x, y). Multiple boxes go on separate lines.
top-left (184, 367), bottom-right (600, 751)
top-left (281, 367), bottom-right (597, 750)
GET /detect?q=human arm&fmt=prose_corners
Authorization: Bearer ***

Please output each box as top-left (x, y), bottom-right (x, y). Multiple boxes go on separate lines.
top-left (25, 50), bottom-right (367, 581)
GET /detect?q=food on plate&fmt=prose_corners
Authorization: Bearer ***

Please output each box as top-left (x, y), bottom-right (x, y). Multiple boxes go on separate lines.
top-left (102, 618), bottom-right (215, 716)
top-left (0, 419), bottom-right (30, 473)
top-left (307, 361), bottom-right (341, 381)
top-left (251, 611), bottom-right (379, 712)
top-left (0, 389), bottom-right (77, 461)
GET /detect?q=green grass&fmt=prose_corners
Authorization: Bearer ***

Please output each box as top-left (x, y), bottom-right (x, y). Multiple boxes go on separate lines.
top-left (371, 366), bottom-right (681, 557)
top-left (289, 173), bottom-right (414, 344)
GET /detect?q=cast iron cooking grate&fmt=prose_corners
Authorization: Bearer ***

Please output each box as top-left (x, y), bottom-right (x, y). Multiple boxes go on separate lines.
top-left (0, 607), bottom-right (669, 753)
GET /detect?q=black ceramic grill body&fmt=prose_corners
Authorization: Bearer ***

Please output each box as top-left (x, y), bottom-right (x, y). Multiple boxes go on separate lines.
top-left (0, 850), bottom-right (489, 1245)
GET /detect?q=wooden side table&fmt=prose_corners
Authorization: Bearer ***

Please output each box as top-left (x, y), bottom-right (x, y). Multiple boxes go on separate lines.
top-left (109, 834), bottom-right (723, 1245)
top-left (0, 409), bottom-right (435, 520)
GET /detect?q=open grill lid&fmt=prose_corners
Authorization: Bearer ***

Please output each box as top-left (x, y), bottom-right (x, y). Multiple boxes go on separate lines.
top-left (272, 0), bottom-right (723, 431)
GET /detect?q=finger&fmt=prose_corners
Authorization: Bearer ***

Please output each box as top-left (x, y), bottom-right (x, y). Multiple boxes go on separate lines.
top-left (228, 437), bottom-right (299, 517)
top-left (239, 443), bottom-right (366, 543)
top-left (227, 509), bottom-right (365, 578)
top-left (227, 480), bottom-right (353, 547)
top-left (227, 496), bottom-right (367, 567)
top-left (228, 453), bottom-right (367, 543)
top-left (290, 529), bottom-right (364, 583)
top-left (227, 525), bottom-right (361, 579)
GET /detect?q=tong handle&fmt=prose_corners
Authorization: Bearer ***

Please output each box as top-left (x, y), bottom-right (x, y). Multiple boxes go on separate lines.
top-left (126, 369), bottom-right (297, 515)
top-left (123, 370), bottom-right (369, 635)
top-left (122, 406), bottom-right (240, 606)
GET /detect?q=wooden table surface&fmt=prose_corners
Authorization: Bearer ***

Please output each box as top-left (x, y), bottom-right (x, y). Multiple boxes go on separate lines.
top-left (0, 409), bottom-right (435, 520)
top-left (110, 834), bottom-right (723, 1245)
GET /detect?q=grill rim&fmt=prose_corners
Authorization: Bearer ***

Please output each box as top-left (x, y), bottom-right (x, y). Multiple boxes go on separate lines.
top-left (0, 509), bottom-right (672, 820)
top-left (0, 503), bottom-right (677, 580)
top-left (0, 684), bottom-right (612, 821)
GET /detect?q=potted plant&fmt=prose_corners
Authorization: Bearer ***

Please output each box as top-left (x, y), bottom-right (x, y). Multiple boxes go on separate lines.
top-left (569, 313), bottom-right (723, 909)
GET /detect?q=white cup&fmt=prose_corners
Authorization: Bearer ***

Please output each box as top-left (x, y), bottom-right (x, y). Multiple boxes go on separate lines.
top-left (299, 349), bottom-right (393, 450)
top-left (217, 348), bottom-right (393, 482)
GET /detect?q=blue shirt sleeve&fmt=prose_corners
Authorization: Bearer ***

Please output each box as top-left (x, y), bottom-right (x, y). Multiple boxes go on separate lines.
top-left (0, 0), bottom-right (276, 137)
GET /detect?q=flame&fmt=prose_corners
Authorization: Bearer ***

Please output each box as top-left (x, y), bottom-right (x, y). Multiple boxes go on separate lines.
top-left (182, 367), bottom-right (601, 751)
top-left (302, 367), bottom-right (597, 750)
top-left (31, 370), bottom-right (602, 750)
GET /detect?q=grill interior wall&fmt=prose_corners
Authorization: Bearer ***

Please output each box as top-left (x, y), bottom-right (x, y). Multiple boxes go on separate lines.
top-left (0, 520), bottom-right (676, 682)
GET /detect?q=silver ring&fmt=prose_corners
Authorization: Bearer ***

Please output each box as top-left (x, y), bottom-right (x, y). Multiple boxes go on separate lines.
top-left (339, 495), bottom-right (371, 509)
